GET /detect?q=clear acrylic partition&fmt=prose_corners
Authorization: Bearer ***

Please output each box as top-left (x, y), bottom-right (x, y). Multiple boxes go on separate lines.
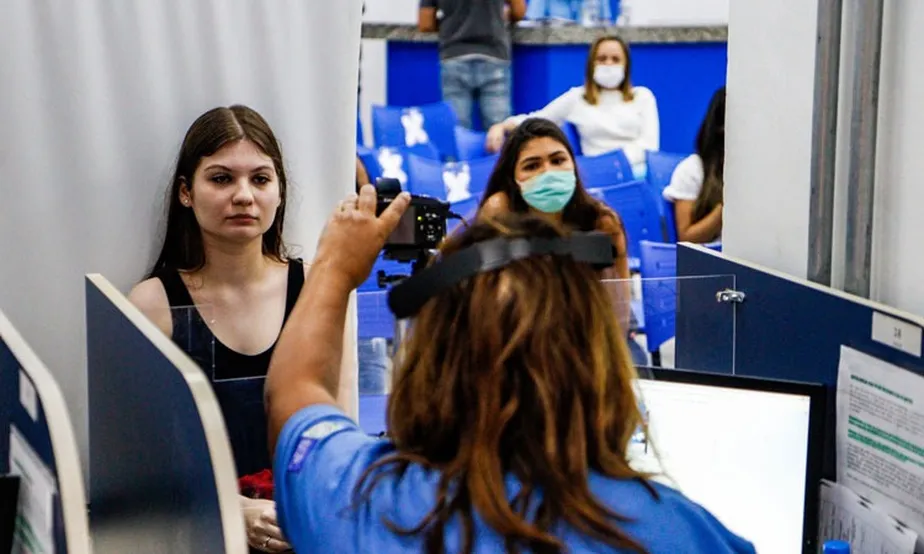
top-left (355, 290), bottom-right (397, 397)
top-left (168, 305), bottom-right (216, 378)
top-left (601, 274), bottom-right (738, 375)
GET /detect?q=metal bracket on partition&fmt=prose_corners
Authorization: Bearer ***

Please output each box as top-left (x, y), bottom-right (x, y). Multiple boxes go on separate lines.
top-left (716, 289), bottom-right (746, 304)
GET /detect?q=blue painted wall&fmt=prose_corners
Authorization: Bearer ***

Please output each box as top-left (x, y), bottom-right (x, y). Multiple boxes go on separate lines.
top-left (386, 40), bottom-right (727, 155)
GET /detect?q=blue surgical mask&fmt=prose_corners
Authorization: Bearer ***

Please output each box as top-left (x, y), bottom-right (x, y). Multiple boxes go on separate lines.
top-left (519, 170), bottom-right (577, 213)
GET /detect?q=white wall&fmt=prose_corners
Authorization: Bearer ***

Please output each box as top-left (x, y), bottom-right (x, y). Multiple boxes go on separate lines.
top-left (361, 0), bottom-right (728, 25)
top-left (725, 0), bottom-right (924, 318)
top-left (0, 0), bottom-right (363, 477)
top-left (623, 0), bottom-right (728, 26)
top-left (363, 0), bottom-right (420, 24)
top-left (723, 0), bottom-right (818, 278)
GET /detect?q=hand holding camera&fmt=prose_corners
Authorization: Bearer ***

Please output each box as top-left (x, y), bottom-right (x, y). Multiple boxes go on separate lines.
top-left (314, 184), bottom-right (410, 290)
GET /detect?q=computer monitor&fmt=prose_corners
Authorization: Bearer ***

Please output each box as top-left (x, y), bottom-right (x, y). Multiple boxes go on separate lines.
top-left (355, 369), bottom-right (825, 554)
top-left (631, 367), bottom-right (825, 554)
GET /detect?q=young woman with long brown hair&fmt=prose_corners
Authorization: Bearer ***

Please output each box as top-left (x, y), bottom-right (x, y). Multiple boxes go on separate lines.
top-left (130, 105), bottom-right (355, 553)
top-left (264, 186), bottom-right (754, 553)
top-left (479, 117), bottom-right (646, 365)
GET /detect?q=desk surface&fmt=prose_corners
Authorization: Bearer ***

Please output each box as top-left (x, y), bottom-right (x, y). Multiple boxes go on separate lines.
top-left (362, 23), bottom-right (728, 45)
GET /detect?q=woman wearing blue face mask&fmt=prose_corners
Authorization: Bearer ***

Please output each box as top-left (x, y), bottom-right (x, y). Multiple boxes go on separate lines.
top-left (479, 117), bottom-right (648, 365)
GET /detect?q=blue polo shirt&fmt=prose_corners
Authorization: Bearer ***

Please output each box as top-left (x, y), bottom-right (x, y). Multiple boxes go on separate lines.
top-left (274, 405), bottom-right (756, 553)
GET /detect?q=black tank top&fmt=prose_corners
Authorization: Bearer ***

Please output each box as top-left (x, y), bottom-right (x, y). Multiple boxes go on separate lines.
top-left (154, 259), bottom-right (304, 477)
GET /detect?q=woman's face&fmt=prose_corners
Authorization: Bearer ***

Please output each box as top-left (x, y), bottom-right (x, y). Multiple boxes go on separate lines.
top-left (513, 137), bottom-right (576, 186)
top-left (594, 39), bottom-right (626, 68)
top-left (180, 139), bottom-right (281, 245)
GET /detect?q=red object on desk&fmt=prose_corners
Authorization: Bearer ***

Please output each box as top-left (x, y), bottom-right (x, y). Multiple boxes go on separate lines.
top-left (239, 469), bottom-right (274, 500)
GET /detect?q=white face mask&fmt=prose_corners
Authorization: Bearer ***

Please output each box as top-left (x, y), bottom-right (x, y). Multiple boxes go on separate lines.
top-left (593, 64), bottom-right (625, 89)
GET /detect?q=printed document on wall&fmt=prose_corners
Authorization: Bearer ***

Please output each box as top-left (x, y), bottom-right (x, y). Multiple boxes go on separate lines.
top-left (836, 346), bottom-right (924, 551)
top-left (8, 426), bottom-right (56, 554)
top-left (818, 479), bottom-right (917, 553)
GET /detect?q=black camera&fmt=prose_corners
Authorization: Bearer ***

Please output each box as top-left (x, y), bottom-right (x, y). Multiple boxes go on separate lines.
top-left (375, 177), bottom-right (450, 264)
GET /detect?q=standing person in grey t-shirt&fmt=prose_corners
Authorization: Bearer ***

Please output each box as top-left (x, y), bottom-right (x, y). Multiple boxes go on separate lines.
top-left (418, 0), bottom-right (527, 130)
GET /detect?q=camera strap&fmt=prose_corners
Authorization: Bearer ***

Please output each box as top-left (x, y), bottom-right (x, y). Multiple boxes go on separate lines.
top-left (387, 232), bottom-right (615, 319)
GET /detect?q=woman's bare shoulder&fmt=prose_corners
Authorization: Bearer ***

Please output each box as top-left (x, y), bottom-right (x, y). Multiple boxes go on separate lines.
top-left (127, 277), bottom-right (173, 336)
top-left (479, 192), bottom-right (511, 220)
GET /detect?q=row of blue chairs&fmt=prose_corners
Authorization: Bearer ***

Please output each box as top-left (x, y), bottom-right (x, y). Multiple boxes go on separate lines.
top-left (360, 102), bottom-right (489, 163)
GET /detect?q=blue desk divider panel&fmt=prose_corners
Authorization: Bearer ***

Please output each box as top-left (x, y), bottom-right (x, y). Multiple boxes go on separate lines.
top-left (85, 274), bottom-right (248, 554)
top-left (0, 310), bottom-right (90, 554)
top-left (675, 244), bottom-right (924, 479)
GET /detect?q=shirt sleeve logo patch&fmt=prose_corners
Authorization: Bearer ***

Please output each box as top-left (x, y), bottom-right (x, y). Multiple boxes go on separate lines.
top-left (287, 419), bottom-right (351, 473)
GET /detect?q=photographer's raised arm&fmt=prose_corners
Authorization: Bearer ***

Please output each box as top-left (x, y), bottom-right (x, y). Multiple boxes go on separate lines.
top-left (265, 187), bottom-right (410, 452)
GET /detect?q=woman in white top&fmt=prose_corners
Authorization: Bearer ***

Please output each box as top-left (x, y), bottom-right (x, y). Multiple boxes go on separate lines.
top-left (485, 35), bottom-right (659, 177)
top-left (662, 86), bottom-right (725, 243)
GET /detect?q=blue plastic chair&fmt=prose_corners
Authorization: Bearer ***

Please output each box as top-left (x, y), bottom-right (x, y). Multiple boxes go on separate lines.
top-left (366, 144), bottom-right (440, 191)
top-left (561, 122), bottom-right (583, 156)
top-left (638, 241), bottom-right (678, 366)
top-left (454, 126), bottom-right (488, 161)
top-left (372, 102), bottom-right (459, 162)
top-left (576, 150), bottom-right (633, 189)
top-left (595, 180), bottom-right (666, 260)
top-left (407, 154), bottom-right (500, 202)
top-left (646, 150), bottom-right (687, 194)
top-left (661, 196), bottom-right (678, 243)
top-left (443, 154), bottom-right (498, 202)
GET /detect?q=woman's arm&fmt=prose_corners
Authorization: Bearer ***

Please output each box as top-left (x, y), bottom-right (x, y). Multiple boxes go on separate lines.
top-left (509, 87), bottom-right (581, 128)
top-left (302, 263), bottom-right (358, 420)
top-left (674, 201), bottom-right (723, 243)
top-left (636, 88), bottom-right (660, 152)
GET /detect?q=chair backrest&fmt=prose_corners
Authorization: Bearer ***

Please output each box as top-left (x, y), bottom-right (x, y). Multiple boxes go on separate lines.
top-left (646, 150), bottom-right (687, 193)
top-left (560, 122), bottom-right (583, 156)
top-left (406, 154), bottom-right (445, 198)
top-left (454, 126), bottom-right (488, 161)
top-left (594, 180), bottom-right (665, 260)
top-left (576, 150), bottom-right (633, 189)
top-left (370, 144), bottom-right (440, 190)
top-left (638, 240), bottom-right (678, 353)
top-left (372, 102), bottom-right (459, 161)
top-left (407, 154), bottom-right (500, 202)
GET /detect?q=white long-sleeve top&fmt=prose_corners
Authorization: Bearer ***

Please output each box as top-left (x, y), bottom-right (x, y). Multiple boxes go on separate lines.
top-left (507, 86), bottom-right (660, 165)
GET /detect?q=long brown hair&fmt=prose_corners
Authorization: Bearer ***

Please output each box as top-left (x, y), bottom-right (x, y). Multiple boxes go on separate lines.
top-left (583, 36), bottom-right (635, 105)
top-left (355, 215), bottom-right (656, 553)
top-left (147, 105), bottom-right (289, 277)
top-left (692, 87), bottom-right (726, 224)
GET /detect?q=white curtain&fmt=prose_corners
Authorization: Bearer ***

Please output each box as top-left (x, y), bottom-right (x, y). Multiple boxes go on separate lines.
top-left (0, 0), bottom-right (363, 478)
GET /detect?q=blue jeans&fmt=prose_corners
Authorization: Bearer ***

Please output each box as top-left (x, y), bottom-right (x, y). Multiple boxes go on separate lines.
top-left (440, 57), bottom-right (512, 130)
top-left (358, 338), bottom-right (390, 394)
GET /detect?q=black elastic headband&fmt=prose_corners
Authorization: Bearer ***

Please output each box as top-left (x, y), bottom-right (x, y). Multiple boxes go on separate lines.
top-left (387, 232), bottom-right (615, 319)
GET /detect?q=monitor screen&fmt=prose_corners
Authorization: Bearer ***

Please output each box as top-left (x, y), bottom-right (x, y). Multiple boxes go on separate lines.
top-left (630, 368), bottom-right (824, 554)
